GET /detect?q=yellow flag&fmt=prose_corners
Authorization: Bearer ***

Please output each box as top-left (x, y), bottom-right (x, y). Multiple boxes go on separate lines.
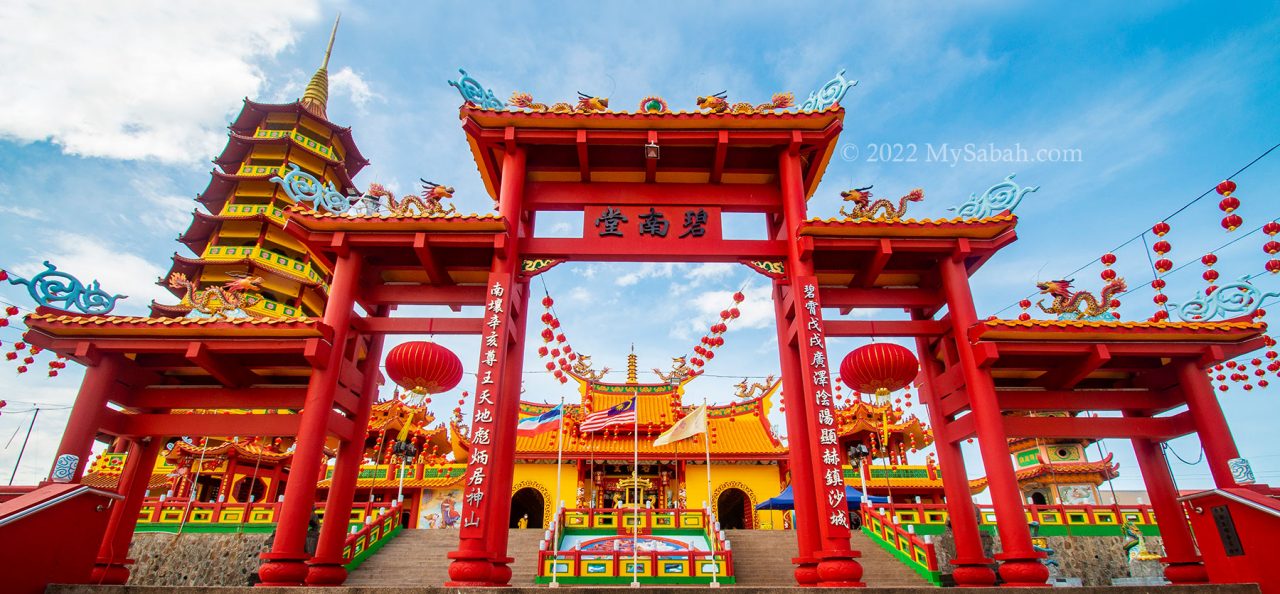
top-left (397, 410), bottom-right (414, 442)
top-left (653, 405), bottom-right (707, 447)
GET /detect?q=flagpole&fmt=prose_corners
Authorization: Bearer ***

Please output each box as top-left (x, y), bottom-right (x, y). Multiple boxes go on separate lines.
top-left (631, 390), bottom-right (640, 588)
top-left (703, 397), bottom-right (718, 588)
top-left (551, 397), bottom-right (565, 588)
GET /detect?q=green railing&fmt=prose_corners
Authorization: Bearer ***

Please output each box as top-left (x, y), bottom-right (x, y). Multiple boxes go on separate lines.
top-left (343, 500), bottom-right (403, 571)
top-left (860, 506), bottom-right (941, 586)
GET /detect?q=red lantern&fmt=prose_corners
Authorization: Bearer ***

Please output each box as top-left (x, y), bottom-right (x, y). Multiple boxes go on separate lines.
top-left (1267, 260), bottom-right (1280, 274)
top-left (1264, 222), bottom-right (1280, 236)
top-left (1152, 240), bottom-right (1171, 255)
top-left (733, 291), bottom-right (745, 303)
top-left (1219, 197), bottom-right (1240, 213)
top-left (1265, 242), bottom-right (1280, 255)
top-left (1100, 253), bottom-right (1117, 266)
top-left (1222, 214), bottom-right (1243, 231)
top-left (384, 341), bottom-right (464, 395)
top-left (840, 343), bottom-right (919, 405)
top-left (541, 296), bottom-right (554, 308)
top-left (1154, 259), bottom-right (1173, 273)
top-left (1217, 180), bottom-right (1237, 197)
top-left (1152, 222), bottom-right (1170, 236)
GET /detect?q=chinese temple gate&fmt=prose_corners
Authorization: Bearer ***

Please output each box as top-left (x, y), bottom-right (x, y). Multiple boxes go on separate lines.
top-left (9, 74), bottom-right (1270, 591)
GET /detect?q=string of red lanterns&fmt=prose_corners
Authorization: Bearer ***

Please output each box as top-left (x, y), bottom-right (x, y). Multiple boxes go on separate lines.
top-left (534, 295), bottom-right (579, 385)
top-left (1148, 222), bottom-right (1172, 322)
top-left (684, 291), bottom-right (746, 375)
top-left (1218, 180), bottom-right (1243, 232)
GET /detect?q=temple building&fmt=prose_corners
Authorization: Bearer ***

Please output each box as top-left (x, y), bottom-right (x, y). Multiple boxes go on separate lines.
top-left (972, 413), bottom-right (1120, 506)
top-left (153, 20), bottom-right (368, 319)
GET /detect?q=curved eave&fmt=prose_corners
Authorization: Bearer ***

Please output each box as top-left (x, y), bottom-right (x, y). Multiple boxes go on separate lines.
top-left (166, 440), bottom-right (293, 463)
top-left (196, 169), bottom-right (280, 211)
top-left (232, 99), bottom-right (370, 175)
top-left (163, 253), bottom-right (327, 299)
top-left (975, 319), bottom-right (1267, 342)
top-left (968, 456), bottom-right (1119, 493)
top-left (214, 134), bottom-right (358, 190)
top-left (460, 104), bottom-right (845, 131)
top-left (799, 214), bottom-right (1017, 240)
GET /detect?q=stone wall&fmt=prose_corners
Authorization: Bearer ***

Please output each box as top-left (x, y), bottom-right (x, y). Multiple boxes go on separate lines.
top-left (126, 532), bottom-right (272, 586)
top-left (934, 528), bottom-right (1166, 586)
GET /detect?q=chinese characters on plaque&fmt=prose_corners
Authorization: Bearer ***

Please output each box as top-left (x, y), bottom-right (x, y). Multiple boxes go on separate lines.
top-left (796, 280), bottom-right (850, 532)
top-left (458, 278), bottom-right (508, 533)
top-left (589, 206), bottom-right (719, 241)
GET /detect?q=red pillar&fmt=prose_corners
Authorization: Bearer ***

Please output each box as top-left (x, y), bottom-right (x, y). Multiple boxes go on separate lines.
top-left (912, 316), bottom-right (995, 586)
top-left (306, 325), bottom-right (389, 585)
top-left (1176, 361), bottom-right (1241, 488)
top-left (90, 435), bottom-right (163, 584)
top-left (48, 355), bottom-right (124, 483)
top-left (485, 281), bottom-right (531, 585)
top-left (771, 280), bottom-right (822, 585)
top-left (447, 144), bottom-right (527, 586)
top-left (778, 148), bottom-right (862, 587)
top-left (937, 257), bottom-right (1046, 586)
top-left (1128, 433), bottom-right (1207, 584)
top-left (258, 252), bottom-right (363, 586)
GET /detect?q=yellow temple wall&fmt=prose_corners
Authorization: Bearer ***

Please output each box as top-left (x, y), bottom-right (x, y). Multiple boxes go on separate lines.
top-left (685, 462), bottom-right (784, 530)
top-left (512, 461), bottom-right (580, 525)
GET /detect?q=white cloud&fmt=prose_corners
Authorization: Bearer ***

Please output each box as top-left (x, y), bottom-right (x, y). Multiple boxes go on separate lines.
top-left (0, 204), bottom-right (48, 221)
top-left (0, 1), bottom-right (322, 164)
top-left (330, 66), bottom-right (381, 110)
top-left (681, 284), bottom-right (775, 338)
top-left (615, 263), bottom-right (675, 286)
top-left (12, 232), bottom-right (171, 314)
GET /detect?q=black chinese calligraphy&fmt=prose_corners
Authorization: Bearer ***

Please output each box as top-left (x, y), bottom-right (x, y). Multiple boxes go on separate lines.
top-left (595, 207), bottom-right (628, 237)
top-left (680, 209), bottom-right (708, 238)
top-left (638, 207), bottom-right (669, 237)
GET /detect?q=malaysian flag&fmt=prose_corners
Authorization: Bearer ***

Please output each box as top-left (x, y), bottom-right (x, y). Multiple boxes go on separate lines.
top-left (579, 397), bottom-right (637, 433)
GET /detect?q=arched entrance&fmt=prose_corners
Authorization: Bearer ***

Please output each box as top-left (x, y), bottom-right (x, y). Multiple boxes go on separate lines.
top-left (510, 487), bottom-right (545, 529)
top-left (716, 487), bottom-right (752, 530)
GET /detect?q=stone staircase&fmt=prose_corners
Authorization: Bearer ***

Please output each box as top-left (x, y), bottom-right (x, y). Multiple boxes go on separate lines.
top-left (723, 529), bottom-right (933, 588)
top-left (345, 528), bottom-right (545, 586)
top-left (347, 527), bottom-right (931, 587)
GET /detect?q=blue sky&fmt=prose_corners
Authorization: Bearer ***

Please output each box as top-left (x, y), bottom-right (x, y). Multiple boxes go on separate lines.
top-left (0, 1), bottom-right (1278, 496)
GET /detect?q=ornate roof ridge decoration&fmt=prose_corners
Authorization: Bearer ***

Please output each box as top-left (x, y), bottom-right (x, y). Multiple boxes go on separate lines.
top-left (800, 68), bottom-right (858, 112)
top-left (6, 261), bottom-right (126, 315)
top-left (982, 318), bottom-right (1265, 331)
top-left (950, 174), bottom-right (1039, 219)
top-left (26, 312), bottom-right (316, 327)
top-left (804, 213), bottom-right (1015, 226)
top-left (463, 103), bottom-right (843, 117)
top-left (449, 68), bottom-right (504, 110)
top-left (167, 439), bottom-right (293, 462)
top-left (286, 202), bottom-right (503, 221)
top-left (271, 163), bottom-right (350, 215)
top-left (969, 456), bottom-right (1119, 491)
top-left (1169, 276), bottom-right (1279, 322)
top-left (230, 99), bottom-right (370, 173)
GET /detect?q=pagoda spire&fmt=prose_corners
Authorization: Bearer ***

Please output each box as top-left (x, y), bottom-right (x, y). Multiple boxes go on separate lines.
top-left (627, 348), bottom-right (638, 384)
top-left (299, 13), bottom-right (340, 119)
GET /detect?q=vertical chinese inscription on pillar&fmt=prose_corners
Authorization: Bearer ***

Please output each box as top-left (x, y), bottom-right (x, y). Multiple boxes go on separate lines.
top-left (458, 279), bottom-right (507, 536)
top-left (794, 278), bottom-right (851, 535)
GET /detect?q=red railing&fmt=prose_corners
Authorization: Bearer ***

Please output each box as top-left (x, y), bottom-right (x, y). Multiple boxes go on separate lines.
top-left (136, 498), bottom-right (397, 527)
top-left (342, 500), bottom-right (403, 569)
top-left (860, 506), bottom-right (939, 584)
top-left (869, 502), bottom-right (1158, 528)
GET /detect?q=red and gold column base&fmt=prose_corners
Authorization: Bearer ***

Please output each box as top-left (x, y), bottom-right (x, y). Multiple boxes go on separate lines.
top-left (305, 555), bottom-right (348, 586)
top-left (994, 553), bottom-right (1050, 587)
top-left (489, 556), bottom-right (514, 586)
top-left (89, 558), bottom-right (132, 585)
top-left (815, 550), bottom-right (865, 588)
top-left (792, 556), bottom-right (820, 585)
top-left (950, 557), bottom-right (997, 587)
top-left (446, 550), bottom-right (498, 587)
top-left (1162, 559), bottom-right (1209, 584)
top-left (257, 552), bottom-right (310, 587)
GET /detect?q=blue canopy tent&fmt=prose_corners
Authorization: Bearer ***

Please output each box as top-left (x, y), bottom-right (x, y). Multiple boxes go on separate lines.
top-left (755, 484), bottom-right (888, 511)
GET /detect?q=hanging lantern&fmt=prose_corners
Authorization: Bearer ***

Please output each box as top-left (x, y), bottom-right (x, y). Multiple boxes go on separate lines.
top-left (840, 343), bottom-right (919, 406)
top-left (1217, 180), bottom-right (1237, 197)
top-left (384, 341), bottom-right (464, 395)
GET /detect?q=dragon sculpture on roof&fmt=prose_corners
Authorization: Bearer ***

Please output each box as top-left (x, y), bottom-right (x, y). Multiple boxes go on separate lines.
top-left (167, 272), bottom-right (264, 319)
top-left (734, 375), bottom-right (776, 400)
top-left (839, 185), bottom-right (924, 220)
top-left (1036, 278), bottom-right (1127, 321)
top-left (695, 91), bottom-right (795, 114)
top-left (508, 91), bottom-right (609, 113)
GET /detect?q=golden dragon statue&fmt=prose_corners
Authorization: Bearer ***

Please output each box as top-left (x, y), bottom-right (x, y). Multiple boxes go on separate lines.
top-left (839, 185), bottom-right (925, 220)
top-left (364, 181), bottom-right (458, 217)
top-left (654, 356), bottom-right (693, 383)
top-left (508, 91), bottom-right (609, 113)
top-left (167, 272), bottom-right (264, 319)
top-left (1036, 278), bottom-right (1128, 321)
top-left (734, 375), bottom-right (776, 400)
top-left (571, 354), bottom-right (610, 382)
top-left (696, 91), bottom-right (795, 114)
